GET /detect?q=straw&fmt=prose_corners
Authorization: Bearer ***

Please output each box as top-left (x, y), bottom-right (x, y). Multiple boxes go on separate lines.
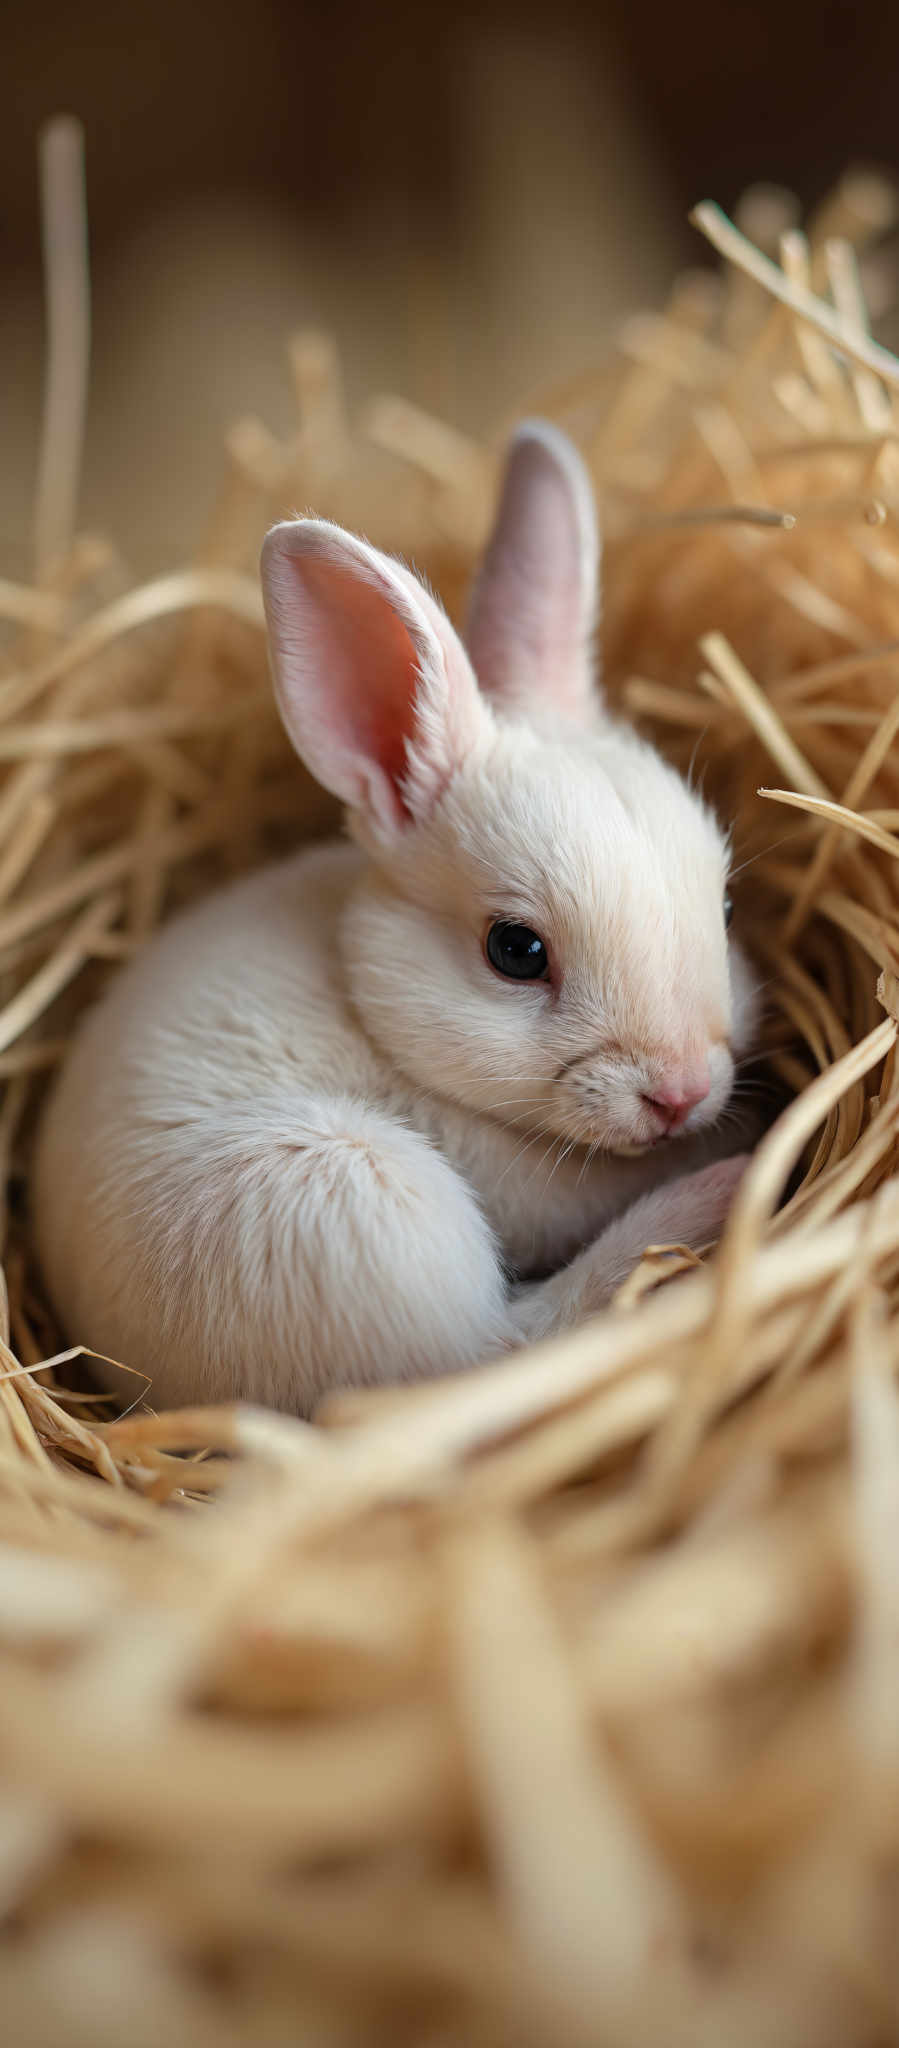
top-left (1, 158), bottom-right (899, 2045)
top-left (32, 117), bottom-right (90, 583)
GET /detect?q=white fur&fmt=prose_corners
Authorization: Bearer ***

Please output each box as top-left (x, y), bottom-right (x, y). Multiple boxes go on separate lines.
top-left (32, 424), bottom-right (759, 1416)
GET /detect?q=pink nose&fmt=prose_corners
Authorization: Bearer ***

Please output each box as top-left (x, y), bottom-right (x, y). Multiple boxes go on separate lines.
top-left (642, 1069), bottom-right (710, 1134)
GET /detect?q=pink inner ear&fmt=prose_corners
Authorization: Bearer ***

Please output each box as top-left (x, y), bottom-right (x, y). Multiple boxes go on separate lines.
top-left (262, 520), bottom-right (487, 839)
top-left (300, 558), bottom-right (419, 806)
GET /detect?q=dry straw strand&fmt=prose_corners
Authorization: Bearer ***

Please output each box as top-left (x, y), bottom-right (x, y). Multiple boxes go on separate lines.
top-left (32, 116), bottom-right (90, 583)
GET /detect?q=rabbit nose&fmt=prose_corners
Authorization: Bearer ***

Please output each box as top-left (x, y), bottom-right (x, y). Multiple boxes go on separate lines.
top-left (642, 1065), bottom-right (710, 1133)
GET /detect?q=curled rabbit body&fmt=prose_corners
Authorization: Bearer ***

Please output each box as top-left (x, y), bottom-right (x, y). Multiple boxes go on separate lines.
top-left (33, 424), bottom-right (758, 1414)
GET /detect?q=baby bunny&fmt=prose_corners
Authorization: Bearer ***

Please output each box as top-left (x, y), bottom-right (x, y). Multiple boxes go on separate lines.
top-left (33, 422), bottom-right (758, 1414)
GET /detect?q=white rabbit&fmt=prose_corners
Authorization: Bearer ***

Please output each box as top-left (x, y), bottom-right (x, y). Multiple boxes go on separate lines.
top-left (32, 423), bottom-right (759, 1415)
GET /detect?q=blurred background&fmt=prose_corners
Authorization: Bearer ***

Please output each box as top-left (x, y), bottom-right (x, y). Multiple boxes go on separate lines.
top-left (2, 0), bottom-right (898, 573)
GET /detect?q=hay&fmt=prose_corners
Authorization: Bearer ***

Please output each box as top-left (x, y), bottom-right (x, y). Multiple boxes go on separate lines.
top-left (2, 135), bottom-right (899, 2042)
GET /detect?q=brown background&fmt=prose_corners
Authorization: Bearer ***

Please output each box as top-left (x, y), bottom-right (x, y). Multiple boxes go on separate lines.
top-left (1, 0), bottom-right (895, 570)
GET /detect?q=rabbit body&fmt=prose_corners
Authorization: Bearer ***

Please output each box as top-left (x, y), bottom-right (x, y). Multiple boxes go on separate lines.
top-left (33, 424), bottom-right (759, 1413)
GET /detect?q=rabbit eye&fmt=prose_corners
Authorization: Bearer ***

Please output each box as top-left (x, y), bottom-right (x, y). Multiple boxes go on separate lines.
top-left (485, 920), bottom-right (549, 982)
top-left (724, 893), bottom-right (734, 928)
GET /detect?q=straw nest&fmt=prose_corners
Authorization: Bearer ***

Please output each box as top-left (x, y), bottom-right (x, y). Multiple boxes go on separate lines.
top-left (4, 134), bottom-right (899, 2044)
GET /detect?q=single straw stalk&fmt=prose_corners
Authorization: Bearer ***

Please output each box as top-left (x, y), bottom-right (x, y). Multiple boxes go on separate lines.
top-left (32, 117), bottom-right (90, 585)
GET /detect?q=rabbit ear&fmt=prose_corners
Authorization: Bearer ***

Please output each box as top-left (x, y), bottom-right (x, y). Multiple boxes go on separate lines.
top-left (466, 420), bottom-right (600, 723)
top-left (261, 520), bottom-right (488, 840)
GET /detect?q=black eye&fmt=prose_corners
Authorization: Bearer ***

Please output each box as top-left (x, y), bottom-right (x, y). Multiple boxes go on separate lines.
top-left (724, 893), bottom-right (734, 928)
top-left (485, 920), bottom-right (549, 982)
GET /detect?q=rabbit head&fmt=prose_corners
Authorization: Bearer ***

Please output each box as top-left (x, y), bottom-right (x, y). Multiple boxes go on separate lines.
top-left (261, 423), bottom-right (757, 1158)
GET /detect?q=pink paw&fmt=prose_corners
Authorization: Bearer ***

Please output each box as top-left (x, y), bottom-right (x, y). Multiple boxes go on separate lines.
top-left (658, 1152), bottom-right (750, 1252)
